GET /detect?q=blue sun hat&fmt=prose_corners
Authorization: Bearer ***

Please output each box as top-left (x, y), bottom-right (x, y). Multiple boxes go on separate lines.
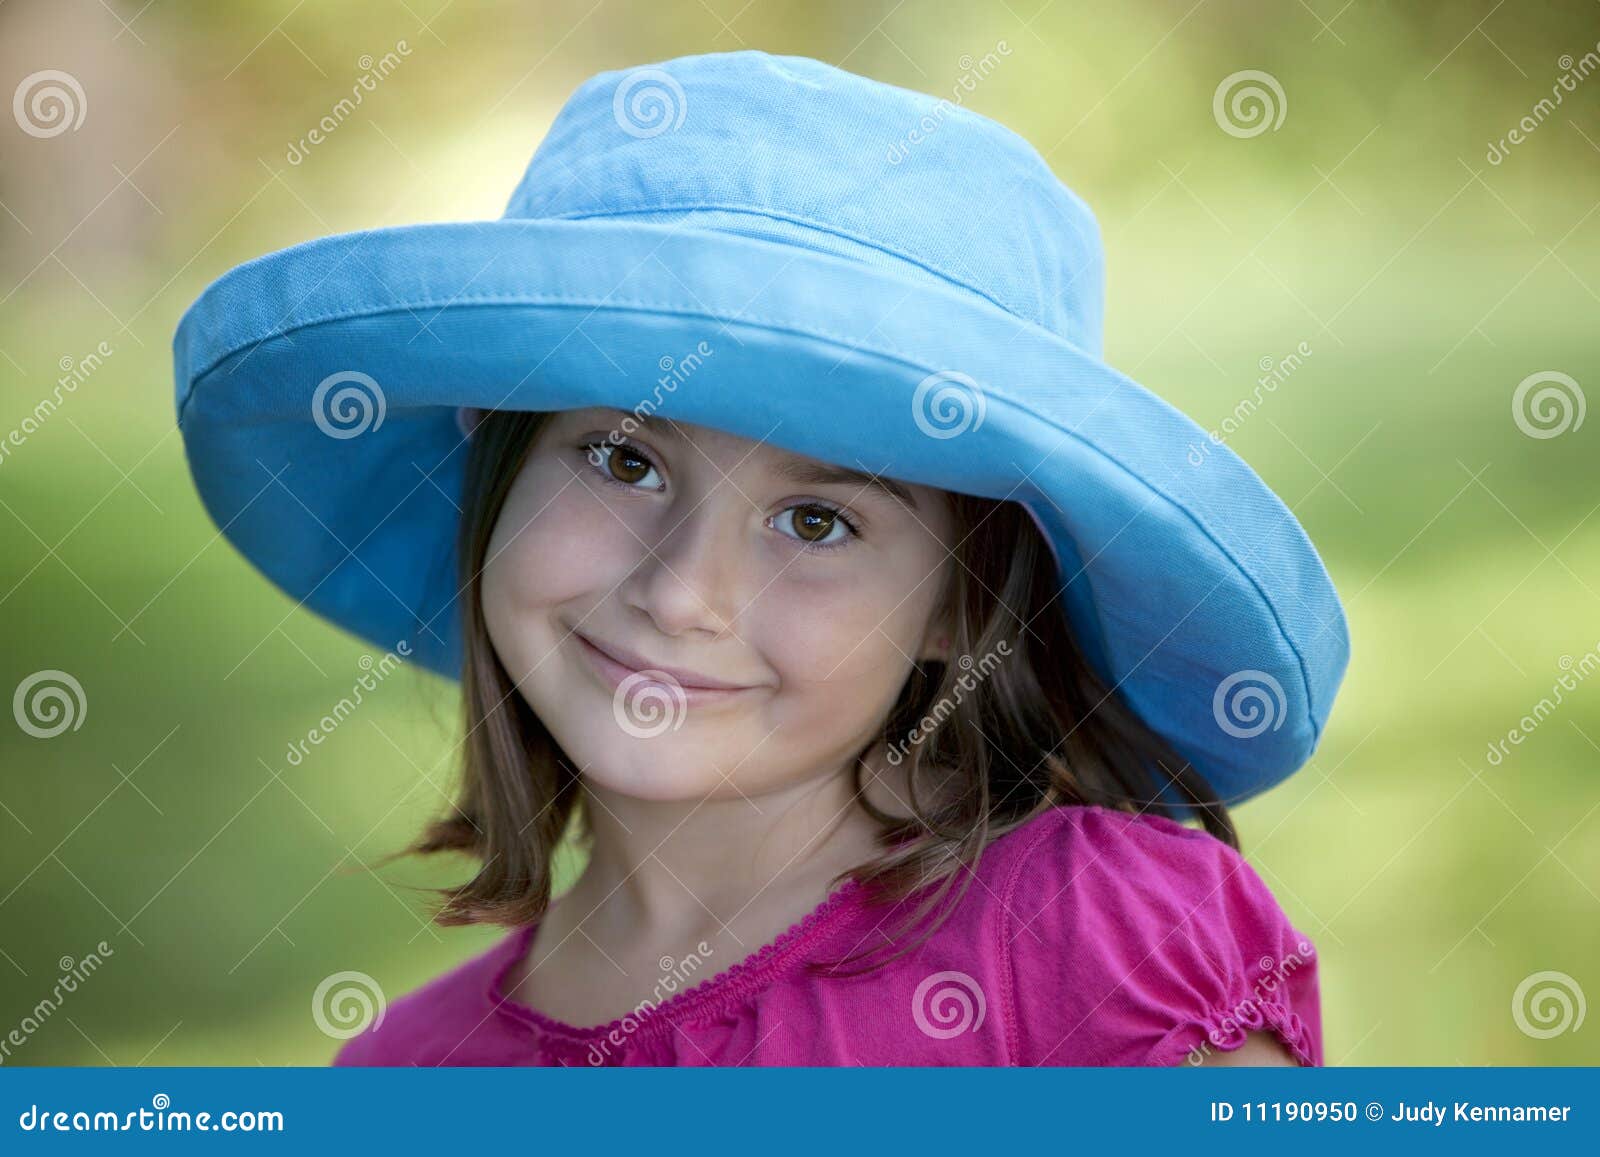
top-left (173, 49), bottom-right (1349, 809)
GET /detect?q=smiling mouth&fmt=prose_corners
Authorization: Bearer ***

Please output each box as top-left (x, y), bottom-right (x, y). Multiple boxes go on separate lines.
top-left (572, 632), bottom-right (761, 702)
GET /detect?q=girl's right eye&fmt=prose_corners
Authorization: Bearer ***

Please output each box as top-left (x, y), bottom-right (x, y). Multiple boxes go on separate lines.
top-left (579, 440), bottom-right (664, 492)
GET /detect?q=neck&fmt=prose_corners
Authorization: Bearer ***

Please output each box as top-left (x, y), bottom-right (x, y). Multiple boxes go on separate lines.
top-left (558, 742), bottom-right (913, 942)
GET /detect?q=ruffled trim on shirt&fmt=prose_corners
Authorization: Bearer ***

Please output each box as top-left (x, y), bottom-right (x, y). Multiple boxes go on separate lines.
top-left (486, 874), bottom-right (868, 1056)
top-left (1150, 995), bottom-right (1317, 1067)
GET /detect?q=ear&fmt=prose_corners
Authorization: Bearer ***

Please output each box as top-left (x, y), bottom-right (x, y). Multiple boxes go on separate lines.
top-left (917, 606), bottom-right (954, 665)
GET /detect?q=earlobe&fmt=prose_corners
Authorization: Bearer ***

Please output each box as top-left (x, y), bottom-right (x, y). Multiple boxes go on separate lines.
top-left (919, 629), bottom-right (951, 665)
top-left (917, 592), bottom-right (955, 665)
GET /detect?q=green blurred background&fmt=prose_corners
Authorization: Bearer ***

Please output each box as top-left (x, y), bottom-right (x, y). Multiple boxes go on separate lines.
top-left (1, 0), bottom-right (1596, 1066)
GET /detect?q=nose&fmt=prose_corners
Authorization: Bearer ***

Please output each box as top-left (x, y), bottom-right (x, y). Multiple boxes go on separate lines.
top-left (619, 492), bottom-right (744, 640)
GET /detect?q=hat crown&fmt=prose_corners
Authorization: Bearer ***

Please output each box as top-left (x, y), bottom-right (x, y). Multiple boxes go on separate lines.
top-left (503, 50), bottom-right (1105, 357)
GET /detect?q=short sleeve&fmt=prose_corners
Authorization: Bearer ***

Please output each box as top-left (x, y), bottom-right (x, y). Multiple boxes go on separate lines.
top-left (1000, 806), bottom-right (1322, 1067)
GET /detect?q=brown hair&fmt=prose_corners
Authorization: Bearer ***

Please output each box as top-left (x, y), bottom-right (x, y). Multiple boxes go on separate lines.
top-left (386, 408), bottom-right (1237, 975)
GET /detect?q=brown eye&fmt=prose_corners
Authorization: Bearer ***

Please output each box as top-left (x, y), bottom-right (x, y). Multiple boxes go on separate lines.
top-left (608, 445), bottom-right (652, 485)
top-left (583, 441), bottom-right (661, 489)
top-left (773, 503), bottom-right (855, 549)
top-left (792, 505), bottom-right (836, 542)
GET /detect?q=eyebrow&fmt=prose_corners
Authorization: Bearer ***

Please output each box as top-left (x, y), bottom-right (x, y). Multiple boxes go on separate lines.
top-left (770, 459), bottom-right (918, 509)
top-left (619, 411), bottom-right (917, 509)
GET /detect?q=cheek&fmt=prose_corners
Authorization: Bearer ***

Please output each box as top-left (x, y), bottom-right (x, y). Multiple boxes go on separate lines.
top-left (758, 565), bottom-right (935, 692)
top-left (482, 463), bottom-right (630, 617)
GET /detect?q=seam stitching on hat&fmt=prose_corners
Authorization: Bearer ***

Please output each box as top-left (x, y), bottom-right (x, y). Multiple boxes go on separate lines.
top-left (182, 294), bottom-right (1014, 401)
top-left (543, 202), bottom-right (1055, 331)
top-left (181, 298), bottom-right (1327, 751)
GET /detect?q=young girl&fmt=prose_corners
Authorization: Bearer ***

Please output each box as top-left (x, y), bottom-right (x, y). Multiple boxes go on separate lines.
top-left (174, 50), bottom-right (1348, 1067)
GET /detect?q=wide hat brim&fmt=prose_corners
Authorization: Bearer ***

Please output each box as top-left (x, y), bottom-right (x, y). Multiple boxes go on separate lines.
top-left (174, 215), bottom-right (1350, 809)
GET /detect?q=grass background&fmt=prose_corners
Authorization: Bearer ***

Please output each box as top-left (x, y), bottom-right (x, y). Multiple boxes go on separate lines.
top-left (1, 0), bottom-right (1597, 1065)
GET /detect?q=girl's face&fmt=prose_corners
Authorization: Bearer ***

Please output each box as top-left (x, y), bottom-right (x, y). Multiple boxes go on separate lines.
top-left (481, 407), bottom-right (956, 803)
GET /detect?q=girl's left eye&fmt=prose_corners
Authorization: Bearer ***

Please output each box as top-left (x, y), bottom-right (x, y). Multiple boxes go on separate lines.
top-left (769, 504), bottom-right (859, 551)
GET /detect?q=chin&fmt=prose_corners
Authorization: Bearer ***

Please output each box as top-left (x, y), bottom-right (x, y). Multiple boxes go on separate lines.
top-left (572, 745), bottom-right (746, 803)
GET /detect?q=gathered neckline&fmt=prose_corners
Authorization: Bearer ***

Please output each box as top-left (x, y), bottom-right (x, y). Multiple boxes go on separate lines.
top-left (484, 873), bottom-right (869, 1042)
top-left (476, 806), bottom-right (1104, 1048)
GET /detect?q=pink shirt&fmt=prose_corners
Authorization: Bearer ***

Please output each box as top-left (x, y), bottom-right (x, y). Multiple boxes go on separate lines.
top-left (333, 804), bottom-right (1321, 1066)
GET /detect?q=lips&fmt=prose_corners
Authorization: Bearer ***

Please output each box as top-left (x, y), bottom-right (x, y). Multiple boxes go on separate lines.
top-left (573, 631), bottom-right (756, 692)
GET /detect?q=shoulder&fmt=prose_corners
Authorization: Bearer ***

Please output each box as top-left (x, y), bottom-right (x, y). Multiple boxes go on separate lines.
top-left (331, 926), bottom-right (528, 1066)
top-left (991, 804), bottom-right (1247, 924)
top-left (995, 805), bottom-right (1321, 1067)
